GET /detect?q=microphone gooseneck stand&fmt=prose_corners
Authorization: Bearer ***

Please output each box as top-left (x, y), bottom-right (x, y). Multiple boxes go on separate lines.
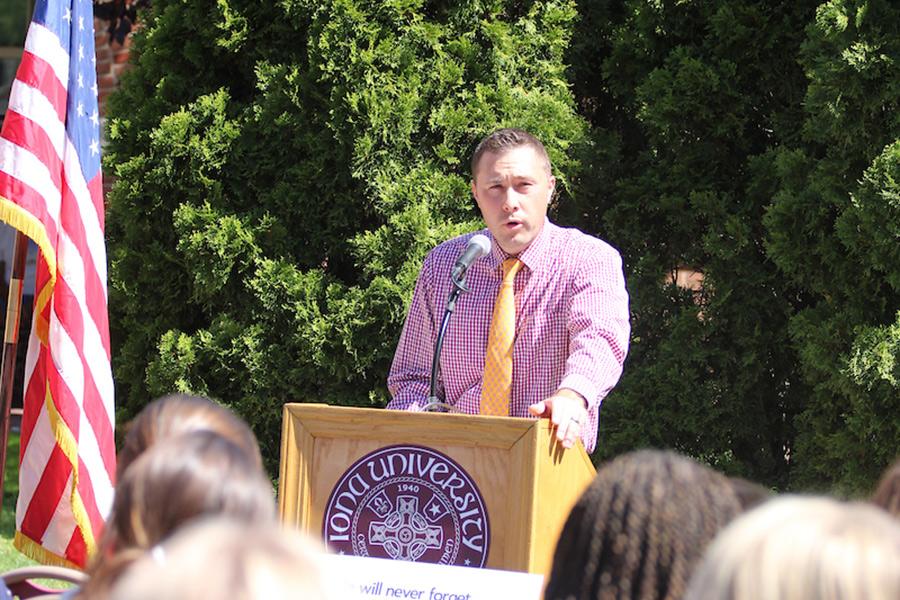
top-left (422, 273), bottom-right (470, 413)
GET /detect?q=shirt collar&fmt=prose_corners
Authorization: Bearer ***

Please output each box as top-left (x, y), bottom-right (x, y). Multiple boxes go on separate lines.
top-left (485, 218), bottom-right (555, 274)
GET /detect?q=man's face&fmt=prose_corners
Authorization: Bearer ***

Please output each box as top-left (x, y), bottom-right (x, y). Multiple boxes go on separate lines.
top-left (471, 145), bottom-right (555, 256)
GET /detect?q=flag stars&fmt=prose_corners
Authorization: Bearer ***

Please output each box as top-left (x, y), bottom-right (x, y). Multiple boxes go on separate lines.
top-left (91, 82), bottom-right (98, 95)
top-left (63, 8), bottom-right (72, 23)
top-left (78, 44), bottom-right (84, 61)
top-left (90, 110), bottom-right (99, 126)
top-left (76, 101), bottom-right (84, 117)
top-left (90, 139), bottom-right (99, 156)
top-left (77, 73), bottom-right (84, 89)
top-left (78, 16), bottom-right (84, 31)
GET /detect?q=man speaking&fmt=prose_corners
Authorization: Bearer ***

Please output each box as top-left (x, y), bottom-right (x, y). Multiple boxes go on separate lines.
top-left (387, 129), bottom-right (630, 452)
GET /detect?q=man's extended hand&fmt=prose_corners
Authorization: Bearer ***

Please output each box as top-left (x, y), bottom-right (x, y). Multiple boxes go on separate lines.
top-left (528, 388), bottom-right (588, 449)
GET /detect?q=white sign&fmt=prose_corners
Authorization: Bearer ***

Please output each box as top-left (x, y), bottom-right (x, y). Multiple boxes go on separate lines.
top-left (320, 554), bottom-right (543, 600)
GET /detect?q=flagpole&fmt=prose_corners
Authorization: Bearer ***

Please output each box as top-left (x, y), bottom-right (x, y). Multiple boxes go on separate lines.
top-left (0, 231), bottom-right (30, 508)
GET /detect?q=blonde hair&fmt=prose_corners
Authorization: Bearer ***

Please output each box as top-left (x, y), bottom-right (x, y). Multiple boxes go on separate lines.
top-left (685, 496), bottom-right (900, 600)
top-left (108, 518), bottom-right (333, 600)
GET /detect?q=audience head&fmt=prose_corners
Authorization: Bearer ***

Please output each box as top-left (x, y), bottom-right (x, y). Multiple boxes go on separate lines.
top-left (684, 495), bottom-right (900, 600)
top-left (871, 458), bottom-right (900, 518)
top-left (728, 476), bottom-right (771, 511)
top-left (108, 518), bottom-right (333, 600)
top-left (545, 449), bottom-right (743, 600)
top-left (116, 393), bottom-right (262, 479)
top-left (82, 431), bottom-right (276, 599)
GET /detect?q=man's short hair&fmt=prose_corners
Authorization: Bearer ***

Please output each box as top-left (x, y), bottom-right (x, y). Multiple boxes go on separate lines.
top-left (470, 128), bottom-right (552, 178)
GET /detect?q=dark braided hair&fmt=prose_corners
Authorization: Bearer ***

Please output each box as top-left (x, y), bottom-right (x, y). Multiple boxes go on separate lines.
top-left (545, 450), bottom-right (743, 600)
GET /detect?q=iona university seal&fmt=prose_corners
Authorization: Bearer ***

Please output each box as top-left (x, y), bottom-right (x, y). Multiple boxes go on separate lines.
top-left (322, 444), bottom-right (490, 567)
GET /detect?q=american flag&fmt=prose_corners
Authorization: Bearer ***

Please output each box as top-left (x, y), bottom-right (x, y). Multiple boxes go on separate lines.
top-left (0, 0), bottom-right (115, 568)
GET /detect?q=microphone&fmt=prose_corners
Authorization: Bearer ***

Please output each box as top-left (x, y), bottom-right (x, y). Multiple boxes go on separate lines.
top-left (426, 233), bottom-right (490, 409)
top-left (451, 234), bottom-right (491, 282)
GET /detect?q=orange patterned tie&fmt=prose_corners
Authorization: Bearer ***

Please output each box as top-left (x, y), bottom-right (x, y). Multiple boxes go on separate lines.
top-left (480, 258), bottom-right (523, 416)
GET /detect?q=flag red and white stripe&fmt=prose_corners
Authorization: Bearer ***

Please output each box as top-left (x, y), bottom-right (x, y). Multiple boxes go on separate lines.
top-left (0, 0), bottom-right (115, 568)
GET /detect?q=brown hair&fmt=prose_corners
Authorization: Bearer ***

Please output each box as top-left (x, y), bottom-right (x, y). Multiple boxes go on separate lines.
top-left (728, 476), bottom-right (771, 511)
top-left (116, 393), bottom-right (262, 480)
top-left (545, 450), bottom-right (743, 600)
top-left (872, 458), bottom-right (900, 518)
top-left (81, 431), bottom-right (276, 599)
top-left (470, 128), bottom-right (552, 178)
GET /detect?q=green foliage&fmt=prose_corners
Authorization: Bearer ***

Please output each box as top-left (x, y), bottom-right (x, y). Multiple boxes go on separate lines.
top-left (106, 0), bottom-right (585, 473)
top-left (0, 1), bottom-right (28, 47)
top-left (570, 0), bottom-right (819, 487)
top-left (565, 0), bottom-right (898, 493)
top-left (107, 0), bottom-right (898, 491)
top-left (849, 314), bottom-right (900, 390)
top-left (762, 0), bottom-right (900, 492)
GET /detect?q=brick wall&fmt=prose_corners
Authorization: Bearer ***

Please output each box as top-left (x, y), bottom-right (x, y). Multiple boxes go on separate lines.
top-left (93, 17), bottom-right (133, 117)
top-left (93, 17), bottom-right (134, 196)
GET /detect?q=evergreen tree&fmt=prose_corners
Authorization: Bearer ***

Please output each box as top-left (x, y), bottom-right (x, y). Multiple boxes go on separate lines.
top-left (566, 0), bottom-right (819, 487)
top-left (105, 0), bottom-right (899, 491)
top-left (105, 0), bottom-right (586, 471)
top-left (568, 0), bottom-right (897, 492)
top-left (764, 0), bottom-right (900, 492)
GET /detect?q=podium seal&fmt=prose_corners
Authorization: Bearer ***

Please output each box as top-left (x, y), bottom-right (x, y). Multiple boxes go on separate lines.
top-left (323, 444), bottom-right (490, 567)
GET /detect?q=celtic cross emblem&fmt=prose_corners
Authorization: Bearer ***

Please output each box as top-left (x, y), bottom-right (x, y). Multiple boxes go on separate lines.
top-left (368, 496), bottom-right (443, 561)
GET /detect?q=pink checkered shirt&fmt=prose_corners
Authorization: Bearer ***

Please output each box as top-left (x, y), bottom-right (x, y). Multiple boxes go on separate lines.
top-left (386, 220), bottom-right (630, 452)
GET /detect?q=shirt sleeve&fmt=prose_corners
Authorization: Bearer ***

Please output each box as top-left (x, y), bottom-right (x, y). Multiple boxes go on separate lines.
top-left (558, 242), bottom-right (631, 410)
top-left (386, 253), bottom-right (441, 410)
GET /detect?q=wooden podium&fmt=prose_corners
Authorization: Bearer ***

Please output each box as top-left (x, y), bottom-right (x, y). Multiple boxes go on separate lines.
top-left (278, 404), bottom-right (596, 576)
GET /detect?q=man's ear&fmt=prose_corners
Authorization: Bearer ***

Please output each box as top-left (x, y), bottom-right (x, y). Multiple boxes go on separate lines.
top-left (470, 179), bottom-right (478, 200)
